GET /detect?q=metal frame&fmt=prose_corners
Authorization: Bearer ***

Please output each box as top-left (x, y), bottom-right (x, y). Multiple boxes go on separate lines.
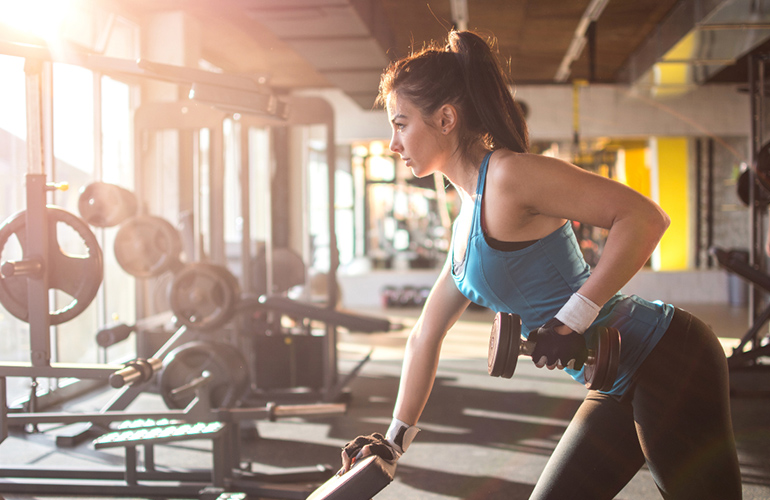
top-left (746, 53), bottom-right (770, 356)
top-left (238, 96), bottom-right (342, 401)
top-left (0, 39), bottom-right (344, 499)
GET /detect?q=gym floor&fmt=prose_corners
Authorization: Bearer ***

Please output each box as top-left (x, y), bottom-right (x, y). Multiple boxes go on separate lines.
top-left (0, 302), bottom-right (769, 500)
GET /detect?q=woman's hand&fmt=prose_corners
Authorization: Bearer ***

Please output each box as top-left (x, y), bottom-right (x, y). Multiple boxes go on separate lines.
top-left (530, 319), bottom-right (588, 370)
top-left (340, 433), bottom-right (400, 474)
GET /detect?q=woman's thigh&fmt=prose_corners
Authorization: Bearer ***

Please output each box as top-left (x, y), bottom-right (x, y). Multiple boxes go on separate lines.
top-left (529, 391), bottom-right (645, 500)
top-left (631, 309), bottom-right (741, 500)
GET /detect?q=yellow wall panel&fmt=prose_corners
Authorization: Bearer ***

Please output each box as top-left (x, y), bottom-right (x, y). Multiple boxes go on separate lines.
top-left (623, 147), bottom-right (651, 197)
top-left (656, 138), bottom-right (689, 270)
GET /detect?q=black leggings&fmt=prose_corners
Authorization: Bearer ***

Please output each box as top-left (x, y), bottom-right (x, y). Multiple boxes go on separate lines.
top-left (530, 308), bottom-right (742, 500)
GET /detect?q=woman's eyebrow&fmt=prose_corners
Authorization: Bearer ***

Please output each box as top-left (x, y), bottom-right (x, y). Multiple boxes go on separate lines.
top-left (391, 114), bottom-right (406, 123)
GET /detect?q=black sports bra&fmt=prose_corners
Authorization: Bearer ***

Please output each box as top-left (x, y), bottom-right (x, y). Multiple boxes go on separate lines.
top-left (484, 233), bottom-right (538, 251)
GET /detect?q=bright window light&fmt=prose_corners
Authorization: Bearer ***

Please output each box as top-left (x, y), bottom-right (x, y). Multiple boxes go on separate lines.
top-left (0, 0), bottom-right (74, 40)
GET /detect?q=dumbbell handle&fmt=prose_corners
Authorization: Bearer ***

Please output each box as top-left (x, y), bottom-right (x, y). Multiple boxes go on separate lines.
top-left (519, 339), bottom-right (597, 365)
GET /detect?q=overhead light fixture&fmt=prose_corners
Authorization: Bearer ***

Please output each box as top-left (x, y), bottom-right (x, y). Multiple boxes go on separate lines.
top-left (555, 0), bottom-right (609, 82)
top-left (449, 0), bottom-right (469, 31)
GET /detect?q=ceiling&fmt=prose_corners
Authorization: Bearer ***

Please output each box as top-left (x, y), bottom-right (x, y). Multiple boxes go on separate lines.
top-left (101, 0), bottom-right (770, 108)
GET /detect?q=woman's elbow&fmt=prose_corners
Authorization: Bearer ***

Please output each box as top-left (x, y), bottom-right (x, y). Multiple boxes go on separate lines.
top-left (655, 206), bottom-right (671, 238)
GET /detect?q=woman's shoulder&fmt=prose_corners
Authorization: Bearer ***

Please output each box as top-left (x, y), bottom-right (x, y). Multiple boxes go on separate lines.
top-left (486, 150), bottom-right (549, 185)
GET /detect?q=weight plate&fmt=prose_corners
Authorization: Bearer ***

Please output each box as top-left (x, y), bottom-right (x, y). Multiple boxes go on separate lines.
top-left (114, 215), bottom-right (182, 278)
top-left (0, 206), bottom-right (103, 325)
top-left (488, 313), bottom-right (506, 377)
top-left (159, 340), bottom-right (248, 409)
top-left (601, 327), bottom-right (621, 392)
top-left (584, 327), bottom-right (608, 390)
top-left (169, 262), bottom-right (239, 331)
top-left (737, 169), bottom-right (770, 207)
top-left (488, 312), bottom-right (521, 378)
top-left (501, 313), bottom-right (521, 379)
top-left (78, 182), bottom-right (138, 228)
top-left (584, 327), bottom-right (621, 391)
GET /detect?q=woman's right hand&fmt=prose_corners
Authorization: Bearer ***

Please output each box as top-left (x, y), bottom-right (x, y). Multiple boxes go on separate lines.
top-left (340, 433), bottom-right (401, 474)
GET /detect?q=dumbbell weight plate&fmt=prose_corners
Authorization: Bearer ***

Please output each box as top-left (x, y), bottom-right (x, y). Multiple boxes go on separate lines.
top-left (0, 207), bottom-right (103, 325)
top-left (583, 326), bottom-right (621, 391)
top-left (168, 262), bottom-right (240, 331)
top-left (78, 182), bottom-right (138, 228)
top-left (488, 312), bottom-right (521, 378)
top-left (114, 215), bottom-right (182, 278)
top-left (159, 340), bottom-right (248, 409)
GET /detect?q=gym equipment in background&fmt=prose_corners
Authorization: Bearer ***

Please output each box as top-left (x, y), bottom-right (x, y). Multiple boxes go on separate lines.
top-left (710, 247), bottom-right (770, 371)
top-left (78, 181), bottom-right (138, 228)
top-left (114, 214), bottom-right (184, 278)
top-left (168, 262), bottom-right (240, 331)
top-left (0, 205), bottom-right (103, 325)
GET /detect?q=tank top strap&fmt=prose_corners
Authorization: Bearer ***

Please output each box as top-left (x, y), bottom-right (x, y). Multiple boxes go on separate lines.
top-left (476, 151), bottom-right (493, 196)
top-left (472, 151), bottom-right (494, 235)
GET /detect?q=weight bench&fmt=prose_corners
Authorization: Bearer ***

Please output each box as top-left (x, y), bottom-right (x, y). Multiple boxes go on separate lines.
top-left (709, 247), bottom-right (770, 368)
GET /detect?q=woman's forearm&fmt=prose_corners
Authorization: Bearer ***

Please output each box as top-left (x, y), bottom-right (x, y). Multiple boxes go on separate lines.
top-left (579, 207), bottom-right (669, 307)
top-left (392, 323), bottom-right (444, 426)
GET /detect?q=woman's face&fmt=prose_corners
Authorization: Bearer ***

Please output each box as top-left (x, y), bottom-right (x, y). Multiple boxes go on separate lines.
top-left (387, 94), bottom-right (447, 178)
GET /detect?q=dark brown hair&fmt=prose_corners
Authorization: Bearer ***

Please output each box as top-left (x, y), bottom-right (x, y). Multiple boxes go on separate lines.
top-left (377, 31), bottom-right (529, 158)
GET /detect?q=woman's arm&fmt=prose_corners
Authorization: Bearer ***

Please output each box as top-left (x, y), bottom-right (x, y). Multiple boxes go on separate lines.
top-left (486, 151), bottom-right (670, 308)
top-left (340, 259), bottom-right (470, 472)
top-left (392, 258), bottom-right (471, 425)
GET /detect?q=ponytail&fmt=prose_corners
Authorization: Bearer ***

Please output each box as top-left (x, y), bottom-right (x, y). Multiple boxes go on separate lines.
top-left (447, 31), bottom-right (528, 153)
top-left (378, 30), bottom-right (529, 157)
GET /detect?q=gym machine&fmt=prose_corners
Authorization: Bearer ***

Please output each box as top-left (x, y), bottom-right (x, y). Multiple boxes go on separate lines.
top-left (0, 41), bottom-right (367, 499)
top-left (130, 95), bottom-right (395, 406)
top-left (710, 54), bottom-right (770, 391)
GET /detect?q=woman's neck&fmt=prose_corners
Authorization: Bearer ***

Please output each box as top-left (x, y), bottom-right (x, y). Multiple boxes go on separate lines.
top-left (445, 144), bottom-right (491, 197)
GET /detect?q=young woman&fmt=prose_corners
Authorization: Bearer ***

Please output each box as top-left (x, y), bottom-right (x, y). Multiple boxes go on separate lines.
top-left (341, 31), bottom-right (742, 499)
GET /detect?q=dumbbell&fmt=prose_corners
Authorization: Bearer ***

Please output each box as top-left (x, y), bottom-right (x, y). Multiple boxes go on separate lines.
top-left (488, 312), bottom-right (620, 391)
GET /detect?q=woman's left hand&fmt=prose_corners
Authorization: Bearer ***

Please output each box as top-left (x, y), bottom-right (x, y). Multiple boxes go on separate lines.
top-left (530, 319), bottom-right (588, 370)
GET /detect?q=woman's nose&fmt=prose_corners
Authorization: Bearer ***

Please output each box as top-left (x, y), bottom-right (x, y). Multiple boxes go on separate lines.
top-left (389, 136), bottom-right (401, 154)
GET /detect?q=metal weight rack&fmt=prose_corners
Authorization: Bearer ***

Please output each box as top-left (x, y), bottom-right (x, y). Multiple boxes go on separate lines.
top-left (0, 40), bottom-right (349, 499)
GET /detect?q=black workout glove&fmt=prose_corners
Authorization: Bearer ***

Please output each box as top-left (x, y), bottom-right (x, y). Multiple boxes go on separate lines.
top-left (339, 432), bottom-right (400, 476)
top-left (530, 318), bottom-right (588, 370)
top-left (343, 433), bottom-right (399, 463)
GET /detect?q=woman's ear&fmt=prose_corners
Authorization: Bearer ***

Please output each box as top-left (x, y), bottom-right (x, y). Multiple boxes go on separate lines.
top-left (437, 104), bottom-right (458, 134)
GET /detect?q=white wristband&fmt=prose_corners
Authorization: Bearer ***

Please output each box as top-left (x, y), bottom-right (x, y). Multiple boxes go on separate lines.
top-left (386, 418), bottom-right (420, 455)
top-left (554, 293), bottom-right (601, 334)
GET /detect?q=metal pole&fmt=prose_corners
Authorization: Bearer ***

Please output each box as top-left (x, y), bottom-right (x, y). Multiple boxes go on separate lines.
top-left (748, 54), bottom-right (766, 350)
top-left (239, 121), bottom-right (253, 293)
top-left (695, 138), bottom-right (702, 268)
top-left (325, 119), bottom-right (339, 398)
top-left (706, 138), bottom-right (714, 268)
top-left (24, 58), bottom-right (52, 367)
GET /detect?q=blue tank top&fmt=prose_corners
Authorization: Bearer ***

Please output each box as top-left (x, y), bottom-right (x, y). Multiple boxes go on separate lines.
top-left (451, 152), bottom-right (674, 395)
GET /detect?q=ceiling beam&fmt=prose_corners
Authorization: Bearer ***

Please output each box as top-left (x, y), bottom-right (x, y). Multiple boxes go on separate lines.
top-left (554, 0), bottom-right (609, 82)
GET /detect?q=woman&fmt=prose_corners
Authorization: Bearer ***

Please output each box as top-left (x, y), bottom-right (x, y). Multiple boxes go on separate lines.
top-left (341, 31), bottom-right (742, 499)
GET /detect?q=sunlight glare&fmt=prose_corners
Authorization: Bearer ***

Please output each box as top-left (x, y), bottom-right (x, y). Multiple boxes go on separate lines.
top-left (0, 0), bottom-right (73, 40)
